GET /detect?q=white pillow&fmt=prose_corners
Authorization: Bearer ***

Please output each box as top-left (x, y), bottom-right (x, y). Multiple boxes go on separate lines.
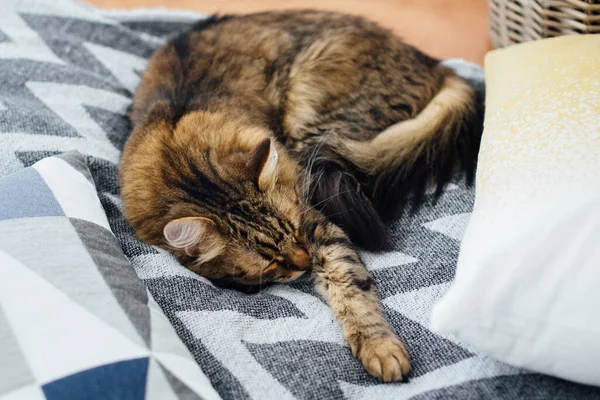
top-left (430, 34), bottom-right (600, 386)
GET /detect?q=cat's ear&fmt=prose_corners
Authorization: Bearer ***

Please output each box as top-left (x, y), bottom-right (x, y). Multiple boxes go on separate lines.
top-left (250, 138), bottom-right (278, 191)
top-left (163, 217), bottom-right (224, 263)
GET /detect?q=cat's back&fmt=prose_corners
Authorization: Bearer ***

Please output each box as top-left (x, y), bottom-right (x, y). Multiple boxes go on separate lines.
top-left (129, 10), bottom-right (407, 127)
top-left (174, 10), bottom-right (393, 65)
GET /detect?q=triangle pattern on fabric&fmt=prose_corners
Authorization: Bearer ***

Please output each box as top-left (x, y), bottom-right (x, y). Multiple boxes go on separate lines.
top-left (339, 356), bottom-right (520, 399)
top-left (147, 290), bottom-right (187, 357)
top-left (15, 151), bottom-right (62, 168)
top-left (84, 105), bottom-right (131, 152)
top-left (244, 340), bottom-right (372, 400)
top-left (0, 217), bottom-right (146, 349)
top-left (0, 29), bottom-right (10, 44)
top-left (0, 5), bottom-right (64, 64)
top-left (70, 218), bottom-right (151, 349)
top-left (84, 42), bottom-right (147, 93)
top-left (42, 357), bottom-right (149, 400)
top-left (158, 362), bottom-right (204, 400)
top-left (17, 0), bottom-right (116, 24)
top-left (360, 250), bottom-right (418, 271)
top-left (18, 13), bottom-right (119, 79)
top-left (0, 250), bottom-right (150, 384)
top-left (0, 384), bottom-right (46, 400)
top-left (145, 358), bottom-right (179, 400)
top-left (154, 354), bottom-right (221, 400)
top-left (0, 304), bottom-right (36, 396)
top-left (381, 282), bottom-right (479, 352)
top-left (383, 282), bottom-right (452, 329)
top-left (148, 290), bottom-right (224, 400)
top-left (24, 81), bottom-right (130, 163)
top-left (422, 212), bottom-right (471, 242)
top-left (148, 291), bottom-right (221, 400)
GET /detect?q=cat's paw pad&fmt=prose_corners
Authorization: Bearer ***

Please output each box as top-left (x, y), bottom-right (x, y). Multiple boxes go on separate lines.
top-left (357, 336), bottom-right (411, 382)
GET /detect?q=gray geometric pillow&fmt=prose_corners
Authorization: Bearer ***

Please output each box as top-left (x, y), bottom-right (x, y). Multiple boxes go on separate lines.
top-left (0, 152), bottom-right (221, 400)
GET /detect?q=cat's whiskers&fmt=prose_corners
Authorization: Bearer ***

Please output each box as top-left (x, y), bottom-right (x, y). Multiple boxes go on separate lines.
top-left (300, 189), bottom-right (354, 216)
top-left (305, 169), bottom-right (324, 205)
top-left (324, 207), bottom-right (355, 219)
top-left (302, 135), bottom-right (329, 200)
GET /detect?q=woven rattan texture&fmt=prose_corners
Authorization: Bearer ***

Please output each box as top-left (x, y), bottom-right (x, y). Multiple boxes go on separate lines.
top-left (489, 0), bottom-right (600, 47)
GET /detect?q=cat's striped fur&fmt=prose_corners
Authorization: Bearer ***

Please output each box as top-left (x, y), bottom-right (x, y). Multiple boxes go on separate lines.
top-left (119, 10), bottom-right (483, 382)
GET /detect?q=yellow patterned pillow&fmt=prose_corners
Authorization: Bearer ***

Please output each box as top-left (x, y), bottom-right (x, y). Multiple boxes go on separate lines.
top-left (431, 35), bottom-right (600, 386)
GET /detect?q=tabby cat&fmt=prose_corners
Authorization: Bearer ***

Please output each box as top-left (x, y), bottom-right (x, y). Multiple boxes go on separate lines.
top-left (119, 10), bottom-right (483, 382)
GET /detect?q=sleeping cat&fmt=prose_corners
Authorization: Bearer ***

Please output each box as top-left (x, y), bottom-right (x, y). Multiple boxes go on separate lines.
top-left (119, 10), bottom-right (483, 382)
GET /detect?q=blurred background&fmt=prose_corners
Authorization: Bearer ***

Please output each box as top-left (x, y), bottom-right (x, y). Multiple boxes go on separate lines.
top-left (86, 0), bottom-right (491, 65)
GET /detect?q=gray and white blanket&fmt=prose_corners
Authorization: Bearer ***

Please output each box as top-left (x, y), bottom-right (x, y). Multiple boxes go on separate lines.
top-left (1, 0), bottom-right (599, 398)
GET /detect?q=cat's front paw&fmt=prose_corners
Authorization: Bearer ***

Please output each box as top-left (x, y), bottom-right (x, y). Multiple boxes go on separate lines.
top-left (355, 335), bottom-right (411, 382)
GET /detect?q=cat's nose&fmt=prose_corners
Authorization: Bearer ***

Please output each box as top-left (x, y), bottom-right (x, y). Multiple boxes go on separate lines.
top-left (284, 246), bottom-right (311, 271)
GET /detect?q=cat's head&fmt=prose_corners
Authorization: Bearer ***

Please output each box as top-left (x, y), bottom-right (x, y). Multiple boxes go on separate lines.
top-left (162, 134), bottom-right (312, 289)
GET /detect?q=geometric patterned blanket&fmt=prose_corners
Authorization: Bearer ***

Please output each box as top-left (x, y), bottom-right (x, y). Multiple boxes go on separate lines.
top-left (1, 1), bottom-right (599, 398)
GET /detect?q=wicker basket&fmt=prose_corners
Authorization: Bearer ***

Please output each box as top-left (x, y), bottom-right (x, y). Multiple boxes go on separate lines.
top-left (489, 0), bottom-right (600, 48)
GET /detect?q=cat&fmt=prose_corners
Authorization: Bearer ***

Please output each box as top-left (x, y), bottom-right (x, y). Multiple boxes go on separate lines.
top-left (119, 10), bottom-right (483, 382)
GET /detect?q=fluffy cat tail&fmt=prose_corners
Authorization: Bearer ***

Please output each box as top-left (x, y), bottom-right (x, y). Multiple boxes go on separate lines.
top-left (345, 72), bottom-right (484, 222)
top-left (310, 72), bottom-right (482, 250)
top-left (306, 72), bottom-right (482, 251)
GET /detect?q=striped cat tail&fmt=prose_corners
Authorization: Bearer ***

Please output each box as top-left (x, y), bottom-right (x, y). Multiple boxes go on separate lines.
top-left (341, 72), bottom-right (484, 221)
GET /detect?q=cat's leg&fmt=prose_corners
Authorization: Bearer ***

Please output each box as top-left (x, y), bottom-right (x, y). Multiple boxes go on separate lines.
top-left (305, 216), bottom-right (411, 382)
